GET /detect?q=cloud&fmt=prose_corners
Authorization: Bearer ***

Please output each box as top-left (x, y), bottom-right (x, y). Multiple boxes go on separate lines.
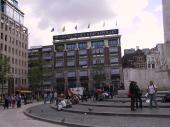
top-left (17, 0), bottom-right (163, 51)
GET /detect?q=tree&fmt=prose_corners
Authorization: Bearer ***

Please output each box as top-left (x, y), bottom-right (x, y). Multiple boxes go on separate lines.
top-left (28, 60), bottom-right (43, 94)
top-left (0, 56), bottom-right (10, 97)
top-left (92, 64), bottom-right (106, 88)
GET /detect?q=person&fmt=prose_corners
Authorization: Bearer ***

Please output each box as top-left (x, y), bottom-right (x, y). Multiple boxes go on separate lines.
top-left (16, 94), bottom-right (21, 108)
top-left (4, 95), bottom-right (9, 109)
top-left (82, 88), bottom-right (87, 102)
top-left (147, 81), bottom-right (158, 109)
top-left (44, 93), bottom-right (47, 104)
top-left (23, 95), bottom-right (27, 105)
top-left (128, 81), bottom-right (137, 111)
top-left (54, 91), bottom-right (58, 105)
top-left (134, 83), bottom-right (143, 109)
top-left (11, 95), bottom-right (16, 108)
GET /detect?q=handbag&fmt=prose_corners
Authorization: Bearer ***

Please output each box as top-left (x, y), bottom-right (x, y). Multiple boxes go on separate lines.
top-left (128, 92), bottom-right (132, 97)
top-left (146, 98), bottom-right (150, 103)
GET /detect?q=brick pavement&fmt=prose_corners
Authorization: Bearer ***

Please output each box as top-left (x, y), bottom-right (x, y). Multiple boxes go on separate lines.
top-left (0, 102), bottom-right (66, 127)
top-left (25, 104), bottom-right (170, 127)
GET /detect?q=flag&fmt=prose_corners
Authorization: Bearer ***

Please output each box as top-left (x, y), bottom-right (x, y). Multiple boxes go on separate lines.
top-left (62, 26), bottom-right (65, 32)
top-left (75, 25), bottom-right (77, 30)
top-left (103, 22), bottom-right (105, 27)
top-left (51, 27), bottom-right (54, 32)
top-left (88, 24), bottom-right (90, 29)
top-left (115, 20), bottom-right (117, 26)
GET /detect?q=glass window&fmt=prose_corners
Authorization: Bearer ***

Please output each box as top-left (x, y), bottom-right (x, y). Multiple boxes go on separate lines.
top-left (78, 42), bottom-right (87, 49)
top-left (6, 5), bottom-right (13, 18)
top-left (14, 10), bottom-right (19, 23)
top-left (67, 43), bottom-right (76, 50)
top-left (91, 40), bottom-right (104, 48)
top-left (55, 44), bottom-right (64, 51)
top-left (108, 39), bottom-right (118, 46)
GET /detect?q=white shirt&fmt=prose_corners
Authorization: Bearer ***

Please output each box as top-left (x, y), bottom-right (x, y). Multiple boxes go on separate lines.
top-left (148, 85), bottom-right (157, 94)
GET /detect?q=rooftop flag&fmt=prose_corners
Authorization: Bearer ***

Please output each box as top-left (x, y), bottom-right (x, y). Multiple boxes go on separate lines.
top-left (103, 22), bottom-right (105, 27)
top-left (88, 24), bottom-right (90, 29)
top-left (62, 26), bottom-right (65, 32)
top-left (75, 25), bottom-right (77, 31)
top-left (51, 27), bottom-right (54, 32)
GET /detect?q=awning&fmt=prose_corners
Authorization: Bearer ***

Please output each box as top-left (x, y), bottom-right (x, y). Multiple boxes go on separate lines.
top-left (17, 90), bottom-right (32, 93)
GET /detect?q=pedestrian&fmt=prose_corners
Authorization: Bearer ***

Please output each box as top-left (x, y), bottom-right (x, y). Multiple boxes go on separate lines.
top-left (4, 95), bottom-right (9, 109)
top-left (12, 95), bottom-right (16, 108)
top-left (16, 95), bottom-right (21, 108)
top-left (24, 95), bottom-right (27, 105)
top-left (134, 83), bottom-right (143, 109)
top-left (54, 91), bottom-right (58, 105)
top-left (44, 93), bottom-right (47, 104)
top-left (128, 81), bottom-right (137, 111)
top-left (147, 81), bottom-right (158, 109)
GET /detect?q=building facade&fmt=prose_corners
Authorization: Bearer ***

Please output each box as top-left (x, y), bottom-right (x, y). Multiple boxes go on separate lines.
top-left (28, 45), bottom-right (54, 93)
top-left (0, 0), bottom-right (28, 95)
top-left (53, 29), bottom-right (123, 92)
top-left (123, 49), bottom-right (146, 68)
top-left (162, 0), bottom-right (170, 43)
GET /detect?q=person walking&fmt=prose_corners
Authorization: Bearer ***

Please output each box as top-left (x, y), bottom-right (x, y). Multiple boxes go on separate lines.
top-left (147, 81), bottom-right (158, 109)
top-left (134, 83), bottom-right (143, 109)
top-left (4, 95), bottom-right (9, 109)
top-left (128, 81), bottom-right (138, 111)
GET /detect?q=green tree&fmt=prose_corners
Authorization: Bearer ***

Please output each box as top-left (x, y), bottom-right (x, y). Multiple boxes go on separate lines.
top-left (28, 60), bottom-right (43, 94)
top-left (92, 64), bottom-right (106, 87)
top-left (0, 56), bottom-right (10, 97)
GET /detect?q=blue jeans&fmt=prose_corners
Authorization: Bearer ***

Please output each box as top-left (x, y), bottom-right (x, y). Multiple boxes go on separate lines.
top-left (149, 93), bottom-right (158, 108)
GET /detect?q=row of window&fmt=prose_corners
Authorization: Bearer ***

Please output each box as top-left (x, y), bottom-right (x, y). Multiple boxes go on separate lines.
top-left (9, 57), bottom-right (27, 67)
top-left (55, 58), bottom-right (118, 67)
top-left (1, 21), bottom-right (27, 40)
top-left (14, 78), bottom-right (27, 86)
top-left (0, 43), bottom-right (27, 58)
top-left (55, 39), bottom-right (119, 51)
top-left (0, 32), bottom-right (27, 49)
top-left (11, 67), bottom-right (27, 75)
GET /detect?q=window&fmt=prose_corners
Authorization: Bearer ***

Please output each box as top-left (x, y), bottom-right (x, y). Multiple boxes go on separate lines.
top-left (1, 33), bottom-right (3, 39)
top-left (5, 35), bottom-right (7, 41)
top-left (1, 22), bottom-right (3, 29)
top-left (4, 45), bottom-right (7, 51)
top-left (0, 43), bottom-right (3, 50)
top-left (78, 42), bottom-right (87, 49)
top-left (91, 40), bottom-right (104, 48)
top-left (55, 44), bottom-right (64, 51)
top-left (5, 24), bottom-right (7, 31)
top-left (108, 39), bottom-right (118, 46)
top-left (67, 43), bottom-right (76, 50)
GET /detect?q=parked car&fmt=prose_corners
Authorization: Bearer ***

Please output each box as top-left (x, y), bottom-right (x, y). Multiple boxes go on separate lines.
top-left (162, 92), bottom-right (170, 102)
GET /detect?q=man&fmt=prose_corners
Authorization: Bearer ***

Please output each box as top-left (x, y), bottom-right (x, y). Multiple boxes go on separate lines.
top-left (129, 81), bottom-right (137, 111)
top-left (147, 81), bottom-right (158, 109)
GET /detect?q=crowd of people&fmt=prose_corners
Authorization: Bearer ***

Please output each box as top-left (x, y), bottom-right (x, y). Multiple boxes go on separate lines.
top-left (2, 94), bottom-right (29, 109)
top-left (128, 80), bottom-right (158, 111)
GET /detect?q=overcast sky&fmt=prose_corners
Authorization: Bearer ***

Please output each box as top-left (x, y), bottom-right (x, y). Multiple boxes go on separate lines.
top-left (18, 0), bottom-right (163, 51)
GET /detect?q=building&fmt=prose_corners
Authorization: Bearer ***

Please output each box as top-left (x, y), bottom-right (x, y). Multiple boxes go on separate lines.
top-left (123, 49), bottom-right (146, 68)
top-left (53, 29), bottom-right (123, 92)
top-left (146, 47), bottom-right (159, 69)
top-left (28, 45), bottom-right (54, 93)
top-left (162, 0), bottom-right (170, 43)
top-left (0, 0), bottom-right (28, 95)
top-left (124, 48), bottom-right (135, 55)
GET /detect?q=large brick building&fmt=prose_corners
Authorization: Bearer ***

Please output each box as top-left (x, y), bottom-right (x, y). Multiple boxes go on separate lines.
top-left (53, 29), bottom-right (123, 92)
top-left (0, 0), bottom-right (28, 95)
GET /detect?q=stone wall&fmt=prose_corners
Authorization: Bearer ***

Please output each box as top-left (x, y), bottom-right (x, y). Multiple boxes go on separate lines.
top-left (123, 68), bottom-right (170, 91)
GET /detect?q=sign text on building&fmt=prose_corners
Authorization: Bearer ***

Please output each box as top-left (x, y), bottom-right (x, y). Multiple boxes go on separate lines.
top-left (53, 29), bottom-right (119, 40)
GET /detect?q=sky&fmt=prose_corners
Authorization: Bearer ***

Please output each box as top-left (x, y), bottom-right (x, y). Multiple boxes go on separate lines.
top-left (18, 0), bottom-right (164, 52)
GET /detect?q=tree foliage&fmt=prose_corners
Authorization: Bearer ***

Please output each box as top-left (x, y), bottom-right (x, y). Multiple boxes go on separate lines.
top-left (0, 56), bottom-right (10, 94)
top-left (92, 64), bottom-right (106, 87)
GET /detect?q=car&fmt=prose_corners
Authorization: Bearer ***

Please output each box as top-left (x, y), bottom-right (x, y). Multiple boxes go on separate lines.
top-left (162, 92), bottom-right (170, 102)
